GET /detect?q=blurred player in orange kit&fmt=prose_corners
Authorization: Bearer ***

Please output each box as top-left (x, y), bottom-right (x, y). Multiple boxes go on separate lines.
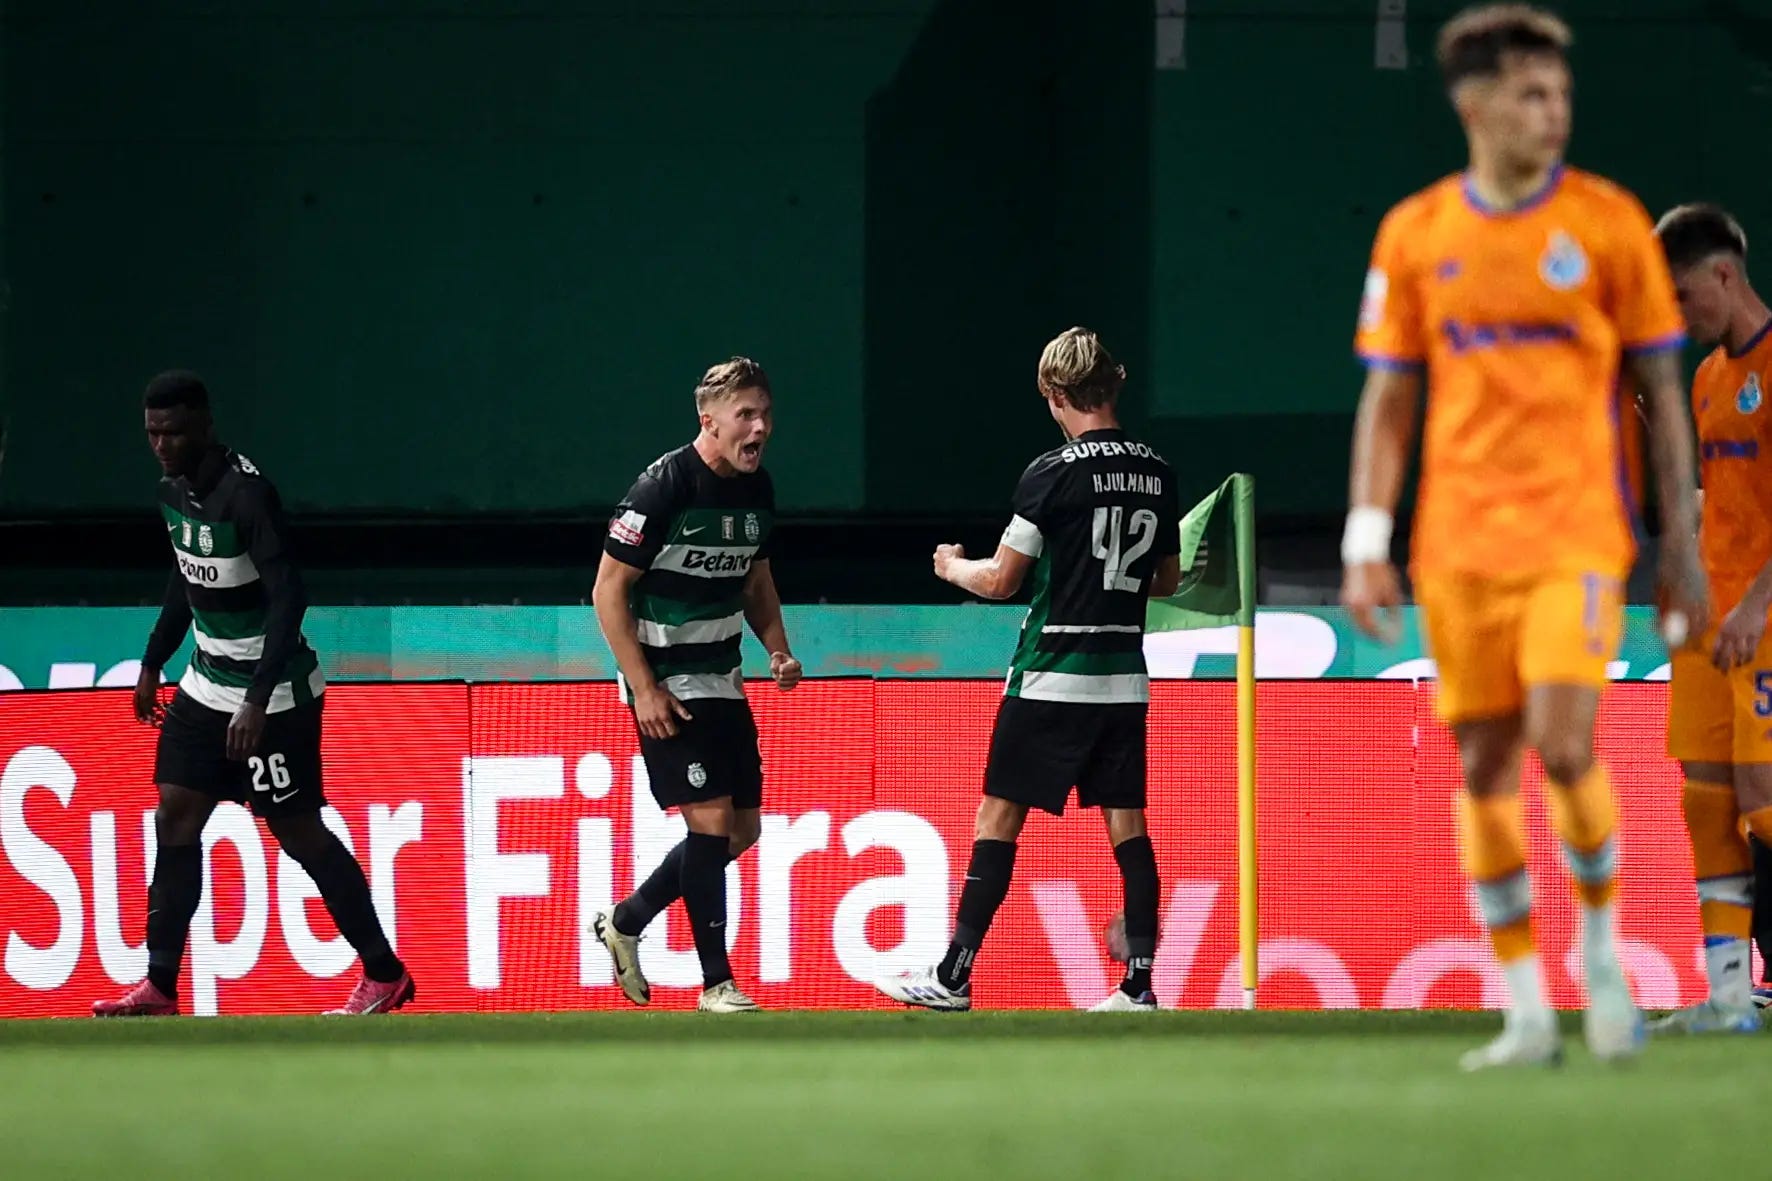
top-left (1649, 203), bottom-right (1772, 1034)
top-left (1339, 4), bottom-right (1708, 1070)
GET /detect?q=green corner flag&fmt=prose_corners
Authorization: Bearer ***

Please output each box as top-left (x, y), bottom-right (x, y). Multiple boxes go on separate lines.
top-left (1143, 471), bottom-right (1260, 1009)
top-left (1146, 472), bottom-right (1257, 633)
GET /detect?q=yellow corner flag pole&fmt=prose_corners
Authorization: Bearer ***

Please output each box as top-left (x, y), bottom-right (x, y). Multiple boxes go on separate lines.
top-left (1232, 474), bottom-right (1258, 1010)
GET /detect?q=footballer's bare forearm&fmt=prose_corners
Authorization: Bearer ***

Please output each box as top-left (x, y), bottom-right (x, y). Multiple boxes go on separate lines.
top-left (1629, 350), bottom-right (1701, 544)
top-left (944, 557), bottom-right (1015, 601)
top-left (591, 578), bottom-right (659, 694)
top-left (743, 562), bottom-right (792, 654)
top-left (1742, 557), bottom-right (1772, 615)
top-left (1348, 368), bottom-right (1421, 513)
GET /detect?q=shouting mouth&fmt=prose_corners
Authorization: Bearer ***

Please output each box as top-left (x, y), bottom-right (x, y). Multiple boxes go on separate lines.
top-left (740, 441), bottom-right (763, 465)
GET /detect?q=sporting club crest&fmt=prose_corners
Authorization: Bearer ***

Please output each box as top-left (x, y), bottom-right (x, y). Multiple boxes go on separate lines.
top-left (198, 525), bottom-right (214, 555)
top-left (687, 763), bottom-right (708, 789)
top-left (745, 513), bottom-right (761, 543)
top-left (1539, 231), bottom-right (1588, 291)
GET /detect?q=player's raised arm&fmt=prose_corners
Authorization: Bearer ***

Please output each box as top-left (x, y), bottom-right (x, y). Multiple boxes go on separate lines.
top-left (137, 568), bottom-right (192, 724)
top-left (932, 539), bottom-right (1035, 601)
top-left (742, 558), bottom-right (800, 690)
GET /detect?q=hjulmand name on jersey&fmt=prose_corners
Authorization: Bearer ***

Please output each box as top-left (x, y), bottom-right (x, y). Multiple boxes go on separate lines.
top-left (1091, 472), bottom-right (1164, 496)
top-left (1060, 439), bottom-right (1163, 463)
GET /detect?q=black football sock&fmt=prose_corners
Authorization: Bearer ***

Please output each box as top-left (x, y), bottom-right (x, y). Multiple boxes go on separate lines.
top-left (681, 831), bottom-right (734, 988)
top-left (1114, 835), bottom-right (1160, 997)
top-left (145, 844), bottom-right (203, 996)
top-left (614, 839), bottom-right (738, 937)
top-left (292, 832), bottom-right (405, 983)
top-left (1754, 836), bottom-right (1772, 984)
top-left (937, 839), bottom-right (1017, 990)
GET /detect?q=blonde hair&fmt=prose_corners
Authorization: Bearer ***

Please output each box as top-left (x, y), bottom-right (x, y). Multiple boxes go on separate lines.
top-left (694, 356), bottom-right (771, 412)
top-left (1037, 327), bottom-right (1125, 412)
top-left (1436, 4), bottom-right (1571, 90)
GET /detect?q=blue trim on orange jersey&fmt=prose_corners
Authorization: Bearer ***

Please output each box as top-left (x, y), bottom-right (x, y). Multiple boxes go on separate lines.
top-left (1461, 164), bottom-right (1565, 218)
top-left (1356, 351), bottom-right (1426, 373)
top-left (1608, 378), bottom-right (1642, 542)
top-left (1622, 330), bottom-right (1686, 356)
top-left (1727, 316), bottom-right (1772, 360)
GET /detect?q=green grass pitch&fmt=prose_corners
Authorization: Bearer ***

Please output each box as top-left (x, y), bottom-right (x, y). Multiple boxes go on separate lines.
top-left (0, 1011), bottom-right (1755, 1179)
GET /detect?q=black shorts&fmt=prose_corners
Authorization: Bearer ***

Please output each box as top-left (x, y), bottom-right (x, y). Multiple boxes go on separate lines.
top-left (637, 697), bottom-right (763, 810)
top-left (153, 690), bottom-right (327, 818)
top-left (982, 696), bottom-right (1148, 816)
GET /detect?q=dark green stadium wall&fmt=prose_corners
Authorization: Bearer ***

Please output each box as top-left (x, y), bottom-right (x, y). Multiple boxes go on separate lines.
top-left (5, 0), bottom-right (1771, 518)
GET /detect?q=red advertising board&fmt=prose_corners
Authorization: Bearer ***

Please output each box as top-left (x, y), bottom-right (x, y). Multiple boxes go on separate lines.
top-left (0, 681), bottom-right (1711, 1017)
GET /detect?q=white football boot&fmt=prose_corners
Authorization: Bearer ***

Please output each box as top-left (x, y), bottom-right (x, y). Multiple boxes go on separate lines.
top-left (1647, 999), bottom-right (1762, 1035)
top-left (1089, 988), bottom-right (1159, 1012)
top-left (874, 966), bottom-right (972, 1012)
top-left (1583, 958), bottom-right (1645, 1062)
top-left (590, 908), bottom-right (650, 1007)
top-left (696, 979), bottom-right (761, 1013)
top-left (1458, 1010), bottom-right (1563, 1072)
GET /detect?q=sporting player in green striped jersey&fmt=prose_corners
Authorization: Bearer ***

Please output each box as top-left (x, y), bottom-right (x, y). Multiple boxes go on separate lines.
top-left (590, 357), bottom-right (801, 1014)
top-left (876, 328), bottom-right (1182, 1013)
top-left (94, 371), bottom-right (412, 1018)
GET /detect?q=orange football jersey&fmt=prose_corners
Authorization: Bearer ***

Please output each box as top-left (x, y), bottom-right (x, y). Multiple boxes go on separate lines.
top-left (1354, 166), bottom-right (1685, 579)
top-left (1692, 321), bottom-right (1772, 615)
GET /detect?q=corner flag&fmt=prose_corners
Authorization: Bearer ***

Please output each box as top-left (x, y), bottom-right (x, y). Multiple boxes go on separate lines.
top-left (1146, 473), bottom-right (1258, 1009)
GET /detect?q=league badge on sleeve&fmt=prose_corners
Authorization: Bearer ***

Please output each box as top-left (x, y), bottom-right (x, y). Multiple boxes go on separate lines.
top-left (1539, 230), bottom-right (1588, 291)
top-left (610, 510), bottom-right (646, 546)
top-left (1738, 372), bottom-right (1763, 415)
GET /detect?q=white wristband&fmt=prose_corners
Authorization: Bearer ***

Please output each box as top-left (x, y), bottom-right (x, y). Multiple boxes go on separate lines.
top-left (1341, 506), bottom-right (1394, 564)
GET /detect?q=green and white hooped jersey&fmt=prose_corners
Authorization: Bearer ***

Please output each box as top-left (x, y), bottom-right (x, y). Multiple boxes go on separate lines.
top-left (999, 430), bottom-right (1182, 705)
top-left (604, 444), bottom-right (774, 703)
top-left (157, 449), bottom-right (325, 714)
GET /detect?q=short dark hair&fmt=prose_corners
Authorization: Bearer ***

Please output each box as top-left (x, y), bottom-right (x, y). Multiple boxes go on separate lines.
top-left (1655, 203), bottom-right (1749, 273)
top-left (1436, 4), bottom-right (1572, 92)
top-left (143, 370), bottom-right (210, 412)
top-left (694, 357), bottom-right (770, 412)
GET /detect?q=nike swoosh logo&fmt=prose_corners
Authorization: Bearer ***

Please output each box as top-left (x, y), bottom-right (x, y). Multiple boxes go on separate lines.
top-left (682, 526), bottom-right (706, 536)
top-left (272, 789), bottom-right (299, 804)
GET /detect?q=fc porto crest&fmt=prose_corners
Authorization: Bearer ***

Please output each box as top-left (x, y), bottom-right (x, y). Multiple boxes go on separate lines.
top-left (1539, 230), bottom-right (1588, 291)
top-left (197, 525), bottom-right (214, 555)
top-left (744, 512), bottom-right (761, 543)
top-left (1739, 372), bottom-right (1764, 415)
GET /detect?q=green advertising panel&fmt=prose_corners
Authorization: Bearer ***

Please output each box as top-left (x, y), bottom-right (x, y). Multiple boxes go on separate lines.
top-left (0, 604), bottom-right (1680, 692)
